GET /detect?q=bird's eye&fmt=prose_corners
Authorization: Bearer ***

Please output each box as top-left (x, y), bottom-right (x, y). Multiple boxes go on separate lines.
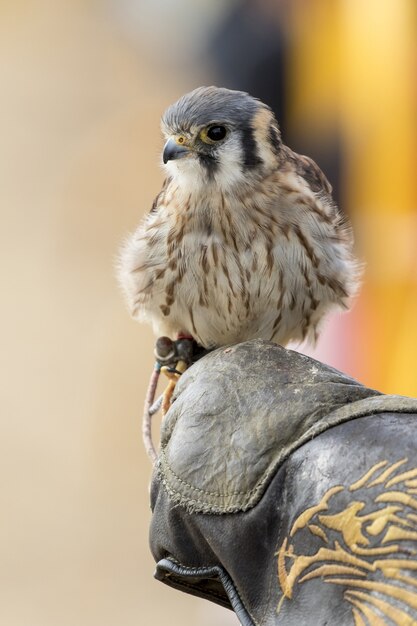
top-left (207, 125), bottom-right (227, 141)
top-left (200, 125), bottom-right (227, 143)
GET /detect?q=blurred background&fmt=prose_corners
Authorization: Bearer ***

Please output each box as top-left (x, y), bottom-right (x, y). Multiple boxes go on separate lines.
top-left (1, 0), bottom-right (416, 624)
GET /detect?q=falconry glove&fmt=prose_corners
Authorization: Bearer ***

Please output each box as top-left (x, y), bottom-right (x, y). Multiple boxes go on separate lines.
top-left (150, 340), bottom-right (417, 626)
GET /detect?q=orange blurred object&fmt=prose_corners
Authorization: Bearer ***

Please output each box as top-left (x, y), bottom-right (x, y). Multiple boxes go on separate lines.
top-left (289, 0), bottom-right (417, 396)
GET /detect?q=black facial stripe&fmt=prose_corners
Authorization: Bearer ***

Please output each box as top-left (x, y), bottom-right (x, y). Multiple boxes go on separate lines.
top-left (268, 124), bottom-right (281, 157)
top-left (241, 123), bottom-right (263, 170)
top-left (198, 154), bottom-right (218, 178)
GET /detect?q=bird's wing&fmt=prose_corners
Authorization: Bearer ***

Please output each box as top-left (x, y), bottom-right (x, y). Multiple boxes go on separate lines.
top-left (117, 177), bottom-right (174, 317)
top-left (282, 146), bottom-right (333, 195)
top-left (150, 176), bottom-right (172, 214)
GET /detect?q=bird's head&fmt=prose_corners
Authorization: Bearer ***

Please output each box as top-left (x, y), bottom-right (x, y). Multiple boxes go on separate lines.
top-left (160, 86), bottom-right (282, 192)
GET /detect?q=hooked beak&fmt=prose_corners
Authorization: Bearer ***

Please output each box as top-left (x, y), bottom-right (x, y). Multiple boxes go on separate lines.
top-left (163, 138), bottom-right (191, 164)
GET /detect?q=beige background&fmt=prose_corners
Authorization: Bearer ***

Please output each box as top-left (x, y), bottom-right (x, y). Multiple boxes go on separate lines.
top-left (0, 1), bottom-right (237, 624)
top-left (3, 2), bottom-right (416, 625)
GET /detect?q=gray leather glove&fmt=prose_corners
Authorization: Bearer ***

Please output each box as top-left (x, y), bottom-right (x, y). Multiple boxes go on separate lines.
top-left (150, 340), bottom-right (417, 625)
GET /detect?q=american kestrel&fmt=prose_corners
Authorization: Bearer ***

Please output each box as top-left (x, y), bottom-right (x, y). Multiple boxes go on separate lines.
top-left (118, 86), bottom-right (360, 349)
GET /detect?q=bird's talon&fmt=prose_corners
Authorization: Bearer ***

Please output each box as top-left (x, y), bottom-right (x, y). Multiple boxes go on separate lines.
top-left (162, 380), bottom-right (177, 415)
top-left (160, 358), bottom-right (189, 415)
top-left (160, 365), bottom-right (181, 381)
top-left (166, 367), bottom-right (183, 376)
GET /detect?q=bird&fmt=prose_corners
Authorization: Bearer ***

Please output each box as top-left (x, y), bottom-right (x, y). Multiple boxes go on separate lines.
top-left (118, 86), bottom-right (360, 351)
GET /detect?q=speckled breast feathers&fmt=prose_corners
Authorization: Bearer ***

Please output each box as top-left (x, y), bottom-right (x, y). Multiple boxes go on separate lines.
top-left (118, 86), bottom-right (360, 349)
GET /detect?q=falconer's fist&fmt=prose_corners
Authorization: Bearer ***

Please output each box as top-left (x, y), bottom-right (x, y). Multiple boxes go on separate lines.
top-left (118, 86), bottom-right (360, 348)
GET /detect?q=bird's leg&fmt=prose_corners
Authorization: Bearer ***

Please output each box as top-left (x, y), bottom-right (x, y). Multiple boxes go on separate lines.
top-left (143, 336), bottom-right (211, 463)
top-left (154, 335), bottom-right (195, 416)
top-left (161, 360), bottom-right (187, 415)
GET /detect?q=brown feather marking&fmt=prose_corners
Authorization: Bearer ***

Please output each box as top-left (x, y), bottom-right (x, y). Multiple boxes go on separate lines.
top-left (327, 276), bottom-right (350, 300)
top-left (230, 229), bottom-right (239, 254)
top-left (267, 250), bottom-right (274, 275)
top-left (272, 311), bottom-right (282, 333)
top-left (138, 267), bottom-right (165, 294)
top-left (310, 293), bottom-right (319, 311)
top-left (281, 224), bottom-right (290, 241)
top-left (315, 271), bottom-right (349, 301)
top-left (166, 226), bottom-right (176, 247)
top-left (149, 177), bottom-right (171, 214)
top-left (298, 261), bottom-right (321, 311)
top-left (165, 280), bottom-right (176, 306)
top-left (302, 310), bottom-right (312, 341)
top-left (223, 208), bottom-right (239, 253)
top-left (264, 233), bottom-right (274, 275)
top-left (165, 280), bottom-right (175, 297)
top-left (301, 264), bottom-right (312, 289)
top-left (167, 243), bottom-right (176, 259)
top-left (279, 184), bottom-right (297, 194)
top-left (222, 192), bottom-right (242, 254)
top-left (200, 245), bottom-right (209, 274)
top-left (188, 306), bottom-right (197, 336)
top-left (294, 225), bottom-right (320, 269)
top-left (220, 218), bottom-right (228, 245)
top-left (295, 153), bottom-right (332, 194)
top-left (174, 220), bottom-right (186, 246)
top-left (222, 263), bottom-right (235, 296)
top-left (160, 304), bottom-right (170, 317)
top-left (244, 293), bottom-right (251, 314)
top-left (276, 267), bottom-right (285, 309)
top-left (252, 203), bottom-right (280, 228)
top-left (177, 262), bottom-right (185, 282)
top-left (316, 272), bottom-right (326, 286)
top-left (183, 193), bottom-right (191, 213)
top-left (199, 276), bottom-right (209, 307)
top-left (309, 202), bottom-right (333, 225)
top-left (148, 229), bottom-right (164, 246)
top-left (211, 243), bottom-right (218, 267)
top-left (233, 252), bottom-right (247, 296)
top-left (268, 123), bottom-right (281, 156)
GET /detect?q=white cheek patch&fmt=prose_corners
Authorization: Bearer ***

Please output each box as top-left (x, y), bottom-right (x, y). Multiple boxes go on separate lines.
top-left (162, 137), bottom-right (247, 192)
top-left (213, 137), bottom-right (246, 189)
top-left (163, 157), bottom-right (206, 191)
